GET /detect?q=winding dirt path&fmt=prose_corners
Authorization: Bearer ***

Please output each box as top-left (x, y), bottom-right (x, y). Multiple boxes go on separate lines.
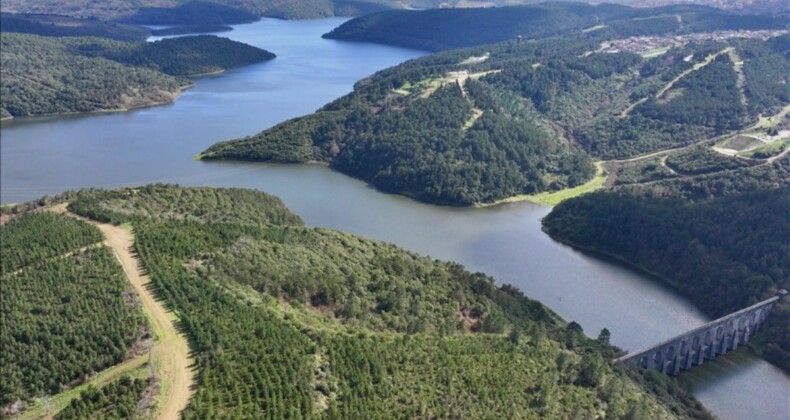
top-left (765, 143), bottom-right (790, 164)
top-left (51, 204), bottom-right (195, 419)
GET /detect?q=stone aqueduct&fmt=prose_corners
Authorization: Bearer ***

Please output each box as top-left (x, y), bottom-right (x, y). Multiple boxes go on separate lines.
top-left (615, 289), bottom-right (787, 375)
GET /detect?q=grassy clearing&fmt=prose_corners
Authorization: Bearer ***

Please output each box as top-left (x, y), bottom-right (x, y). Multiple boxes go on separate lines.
top-left (458, 52), bottom-right (489, 66)
top-left (391, 78), bottom-right (441, 97)
top-left (462, 108), bottom-right (484, 131)
top-left (719, 134), bottom-right (765, 152)
top-left (640, 47), bottom-right (670, 58)
top-left (393, 70), bottom-right (502, 99)
top-left (739, 138), bottom-right (790, 158)
top-left (16, 356), bottom-right (150, 420)
top-left (391, 81), bottom-right (413, 95)
top-left (480, 162), bottom-right (606, 207)
top-left (582, 24), bottom-right (607, 33)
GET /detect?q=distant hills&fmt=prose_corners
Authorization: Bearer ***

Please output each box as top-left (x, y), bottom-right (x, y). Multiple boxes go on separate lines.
top-left (0, 13), bottom-right (151, 41)
top-left (324, 3), bottom-right (787, 51)
top-left (1, 0), bottom-right (542, 22)
top-left (2, 0), bottom-right (786, 23)
top-left (627, 0), bottom-right (790, 15)
top-left (115, 1), bottom-right (260, 25)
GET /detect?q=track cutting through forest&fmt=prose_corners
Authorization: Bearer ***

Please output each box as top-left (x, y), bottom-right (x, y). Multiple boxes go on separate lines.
top-left (51, 204), bottom-right (195, 420)
top-left (619, 47), bottom-right (733, 118)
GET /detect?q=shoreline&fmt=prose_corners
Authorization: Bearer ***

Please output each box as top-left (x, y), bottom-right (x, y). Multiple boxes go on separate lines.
top-left (1, 82), bottom-right (195, 123)
top-left (541, 227), bottom-right (789, 374)
top-left (195, 156), bottom-right (607, 209)
top-left (475, 162), bottom-right (607, 208)
top-left (2, 54), bottom-right (277, 123)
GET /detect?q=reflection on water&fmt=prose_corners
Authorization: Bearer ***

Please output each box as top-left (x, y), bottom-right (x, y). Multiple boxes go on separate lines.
top-left (680, 350), bottom-right (790, 420)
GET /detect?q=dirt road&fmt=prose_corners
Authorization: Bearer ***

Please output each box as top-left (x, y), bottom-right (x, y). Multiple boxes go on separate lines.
top-left (52, 204), bottom-right (195, 419)
top-left (620, 47), bottom-right (732, 118)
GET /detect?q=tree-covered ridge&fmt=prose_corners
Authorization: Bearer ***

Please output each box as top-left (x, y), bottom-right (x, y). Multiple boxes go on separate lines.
top-left (69, 185), bottom-right (302, 226)
top-left (0, 0), bottom-right (532, 22)
top-left (323, 3), bottom-right (787, 51)
top-left (200, 226), bottom-right (563, 335)
top-left (0, 33), bottom-right (274, 118)
top-left (204, 73), bottom-right (595, 205)
top-left (577, 38), bottom-right (790, 158)
top-left (0, 13), bottom-right (151, 41)
top-left (58, 186), bottom-right (709, 418)
top-left (0, 33), bottom-right (186, 118)
top-left (117, 1), bottom-right (260, 25)
top-left (1, 224), bottom-right (148, 408)
top-left (663, 143), bottom-right (757, 175)
top-left (543, 186), bottom-right (790, 371)
top-left (203, 33), bottom-right (788, 205)
top-left (620, 154), bottom-right (790, 200)
top-left (73, 35), bottom-right (275, 76)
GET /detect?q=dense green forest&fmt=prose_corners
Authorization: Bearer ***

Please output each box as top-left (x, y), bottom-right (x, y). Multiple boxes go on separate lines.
top-left (0, 13), bottom-right (150, 41)
top-left (204, 31), bottom-right (789, 204)
top-left (620, 154), bottom-right (790, 200)
top-left (0, 212), bottom-right (103, 274)
top-left (74, 35), bottom-right (275, 76)
top-left (56, 185), bottom-right (708, 418)
top-left (0, 214), bottom-right (147, 409)
top-left (69, 185), bottom-right (303, 226)
top-left (0, 33), bottom-right (185, 118)
top-left (543, 184), bottom-right (790, 372)
top-left (56, 376), bottom-right (151, 420)
top-left (203, 69), bottom-right (595, 205)
top-left (0, 33), bottom-right (274, 118)
top-left (324, 3), bottom-right (787, 51)
top-left (663, 144), bottom-right (756, 175)
top-left (546, 154), bottom-right (790, 371)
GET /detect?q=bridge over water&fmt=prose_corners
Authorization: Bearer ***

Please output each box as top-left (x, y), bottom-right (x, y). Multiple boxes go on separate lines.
top-left (615, 289), bottom-right (788, 375)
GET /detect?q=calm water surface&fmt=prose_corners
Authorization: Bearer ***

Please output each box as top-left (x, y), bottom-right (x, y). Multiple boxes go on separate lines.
top-left (1, 18), bottom-right (787, 419)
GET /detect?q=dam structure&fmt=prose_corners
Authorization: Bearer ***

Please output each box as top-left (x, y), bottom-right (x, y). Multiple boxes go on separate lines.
top-left (615, 289), bottom-right (788, 375)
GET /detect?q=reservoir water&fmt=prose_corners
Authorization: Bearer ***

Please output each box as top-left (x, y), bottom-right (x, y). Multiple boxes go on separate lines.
top-left (1, 17), bottom-right (787, 419)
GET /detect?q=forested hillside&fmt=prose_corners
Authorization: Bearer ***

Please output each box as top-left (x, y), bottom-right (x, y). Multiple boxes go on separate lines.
top-left (0, 33), bottom-right (274, 118)
top-left (0, 213), bottom-right (148, 411)
top-left (626, 0), bottom-right (788, 15)
top-left (1, 0), bottom-right (534, 22)
top-left (73, 35), bottom-right (275, 76)
top-left (543, 166), bottom-right (790, 371)
top-left (56, 376), bottom-right (151, 419)
top-left (0, 13), bottom-right (151, 41)
top-left (324, 3), bottom-right (786, 51)
top-left (203, 31), bottom-right (789, 205)
top-left (52, 185), bottom-right (708, 418)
